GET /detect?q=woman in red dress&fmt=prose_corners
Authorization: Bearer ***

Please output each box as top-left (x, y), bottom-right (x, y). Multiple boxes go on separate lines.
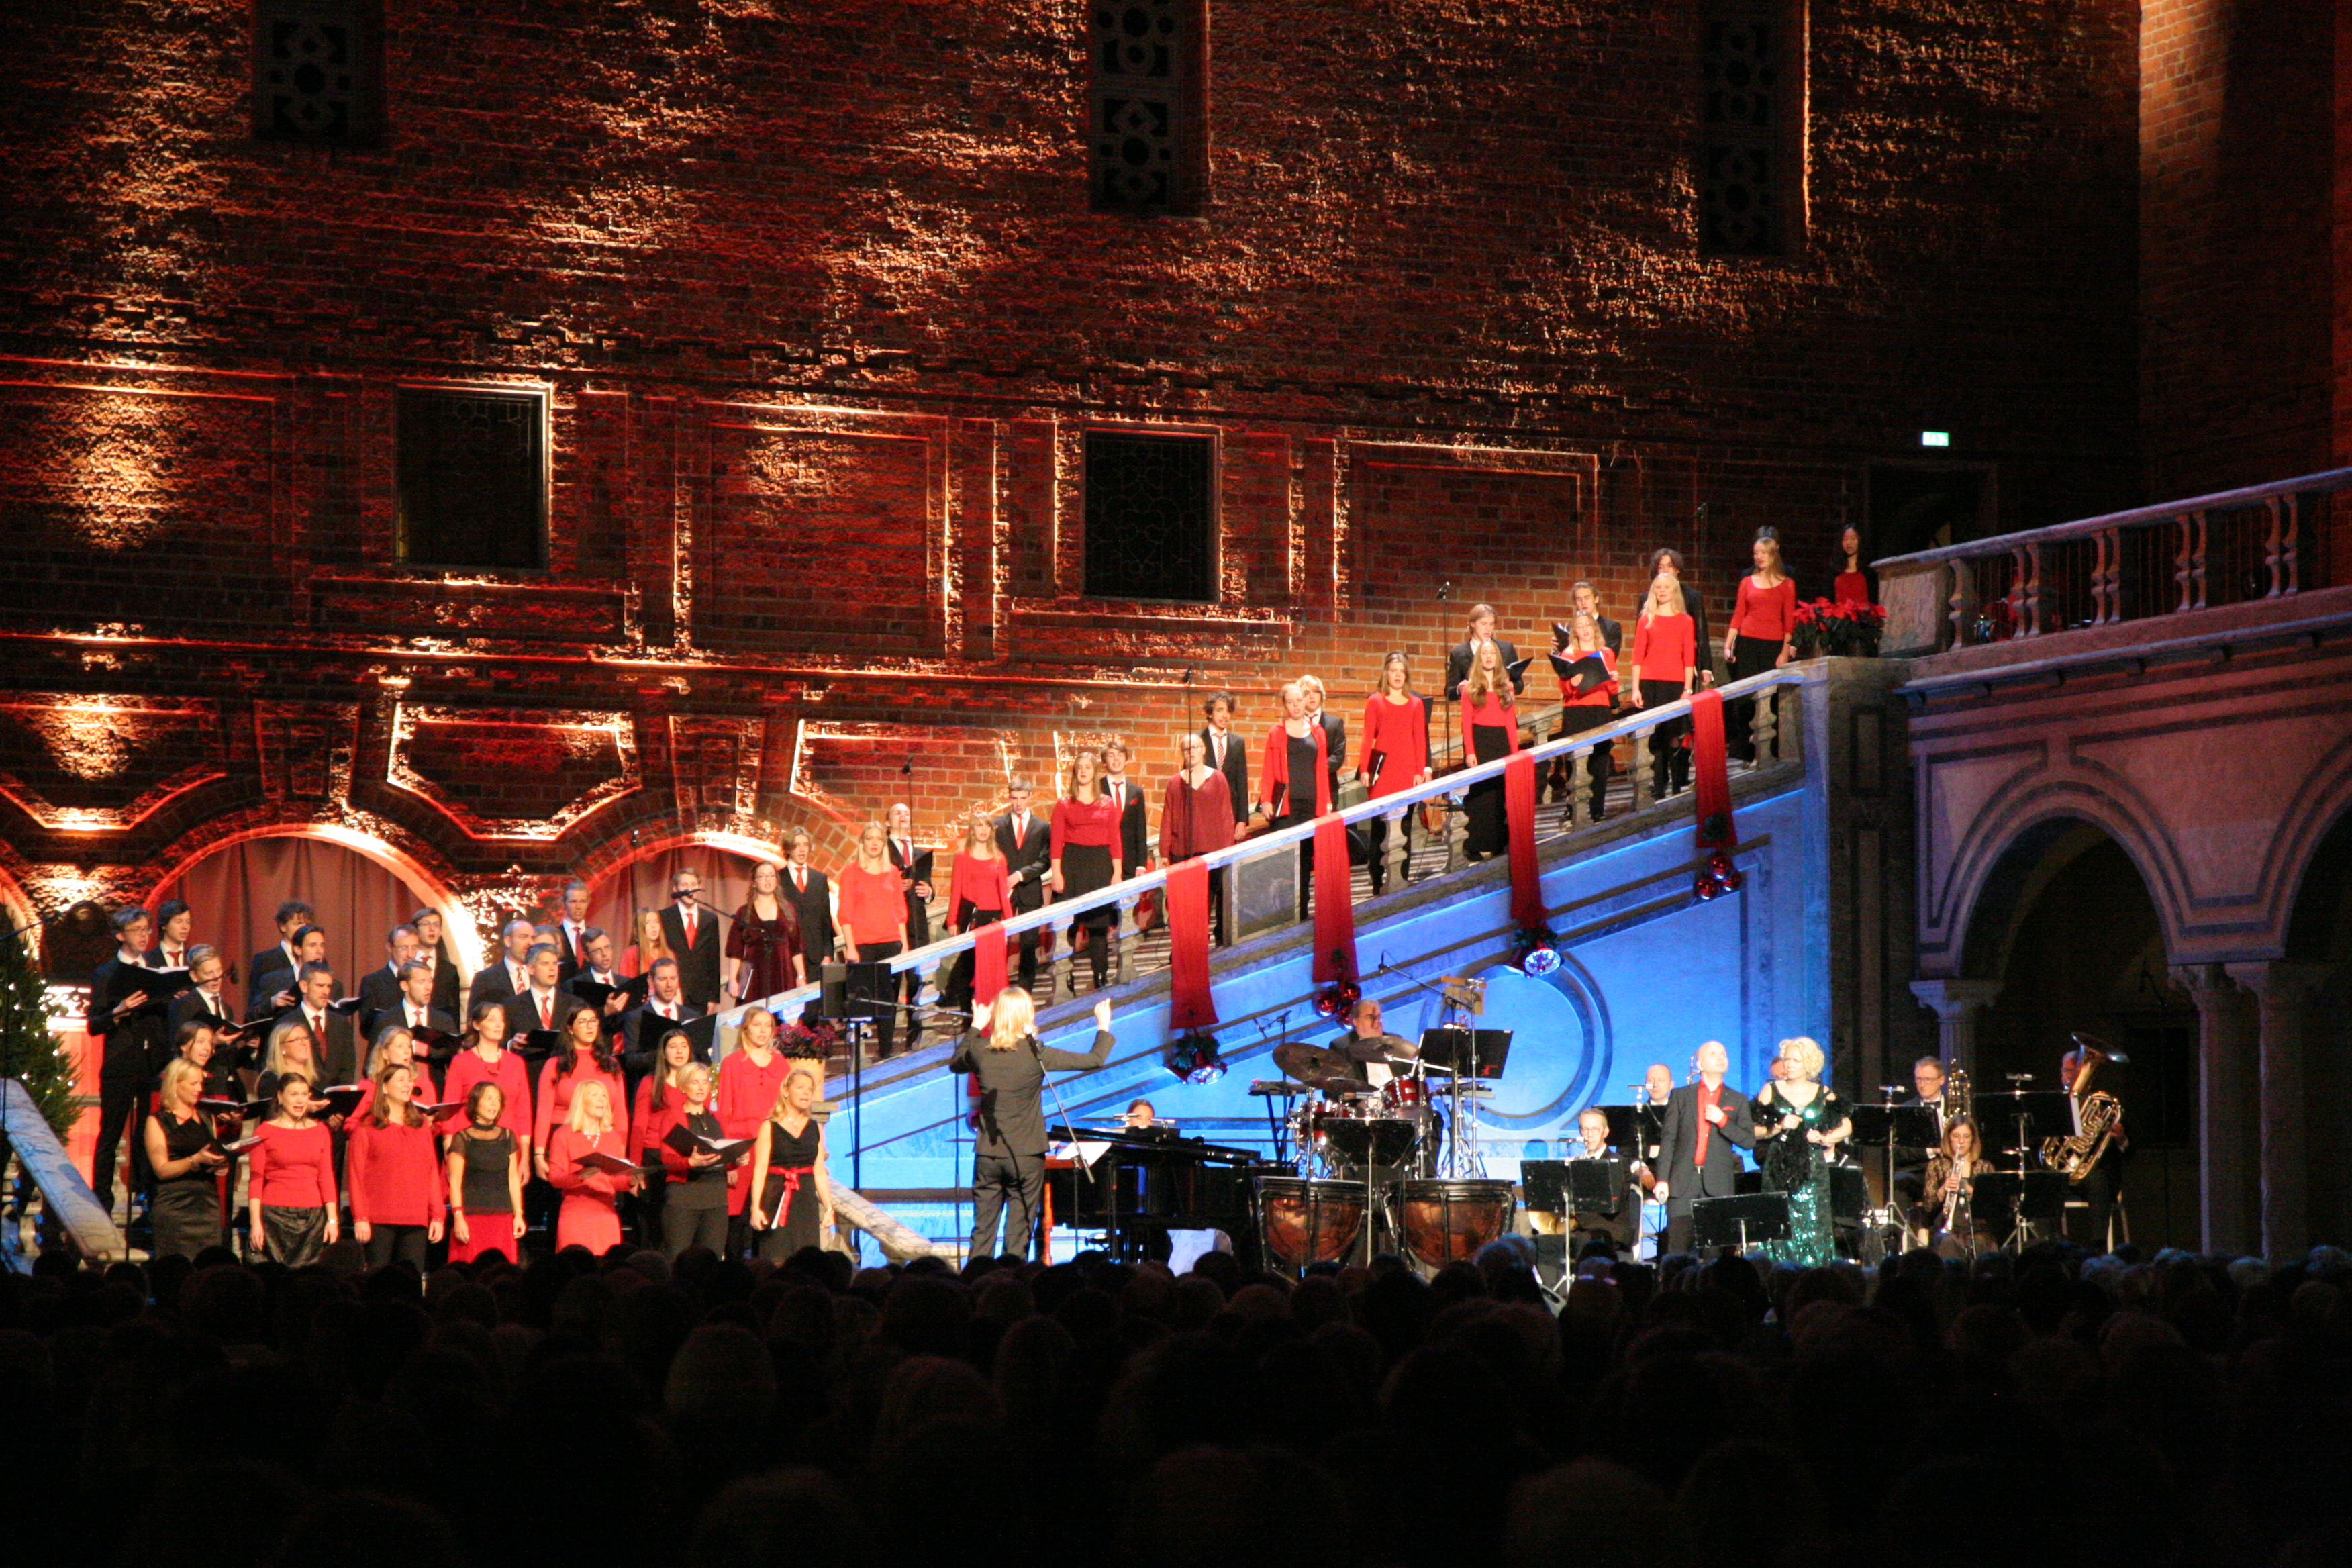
top-left (547, 1080), bottom-right (635, 1254)
top-left (534, 1002), bottom-right (627, 1183)
top-left (726, 860), bottom-right (805, 1006)
top-left (1833, 524), bottom-right (1875, 608)
top-left (1049, 749), bottom-right (1123, 994)
top-left (347, 1061), bottom-right (447, 1270)
top-left (836, 821), bottom-right (910, 1059)
top-left (1360, 652), bottom-right (1432, 893)
top-left (1161, 732), bottom-right (1236, 942)
top-left (1458, 643), bottom-right (1520, 860)
top-left (440, 1000), bottom-right (533, 1144)
top-left (1628, 572), bottom-right (1699, 797)
top-left (247, 1073), bottom-right (338, 1266)
top-left (716, 1004), bottom-right (789, 1254)
top-left (630, 1026), bottom-right (699, 1253)
top-left (1553, 611), bottom-right (1620, 821)
top-left (1726, 527), bottom-right (1797, 761)
top-left (444, 1081), bottom-right (527, 1265)
top-left (941, 815), bottom-right (1012, 1014)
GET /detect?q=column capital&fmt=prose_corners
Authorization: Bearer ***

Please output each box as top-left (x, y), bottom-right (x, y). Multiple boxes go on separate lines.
top-left (2222, 960), bottom-right (2332, 1005)
top-left (1908, 977), bottom-right (2002, 1019)
top-left (2168, 961), bottom-right (2247, 1008)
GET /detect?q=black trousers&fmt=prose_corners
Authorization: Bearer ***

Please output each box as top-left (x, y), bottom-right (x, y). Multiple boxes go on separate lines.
top-left (364, 1223), bottom-right (430, 1271)
top-left (1726, 638), bottom-right (1782, 761)
top-left (969, 1149), bottom-right (1045, 1263)
top-left (1273, 810), bottom-right (1315, 919)
top-left (1008, 884), bottom-right (1046, 989)
top-left (91, 1076), bottom-right (146, 1210)
top-left (855, 940), bottom-right (902, 1057)
top-left (1555, 706), bottom-right (1616, 818)
top-left (942, 904), bottom-right (1004, 1012)
top-left (2065, 1156), bottom-right (2122, 1251)
top-left (663, 1198), bottom-right (730, 1262)
top-left (1640, 680), bottom-right (1693, 797)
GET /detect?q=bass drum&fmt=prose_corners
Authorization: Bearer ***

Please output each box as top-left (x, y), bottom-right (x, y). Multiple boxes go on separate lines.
top-left (1256, 1176), bottom-right (1367, 1271)
top-left (1396, 1179), bottom-right (1515, 1271)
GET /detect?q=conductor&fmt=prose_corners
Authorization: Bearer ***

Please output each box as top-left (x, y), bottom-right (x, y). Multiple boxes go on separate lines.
top-left (952, 987), bottom-right (1114, 1263)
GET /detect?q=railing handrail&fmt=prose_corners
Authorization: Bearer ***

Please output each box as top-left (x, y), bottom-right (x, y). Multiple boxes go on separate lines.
top-left (1871, 467), bottom-right (2352, 572)
top-left (724, 665), bottom-right (1814, 1024)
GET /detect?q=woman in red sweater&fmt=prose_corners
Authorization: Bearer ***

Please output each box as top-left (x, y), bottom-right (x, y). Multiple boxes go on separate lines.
top-left (1050, 749), bottom-right (1122, 993)
top-left (534, 1002), bottom-right (626, 1183)
top-left (941, 814), bottom-right (1012, 1014)
top-left (547, 1079), bottom-right (636, 1255)
top-left (440, 1000), bottom-right (533, 1144)
top-left (347, 1061), bottom-right (447, 1270)
top-left (1726, 527), bottom-right (1797, 761)
top-left (630, 1026), bottom-right (699, 1253)
top-left (1554, 611), bottom-right (1621, 821)
top-left (1628, 573), bottom-right (1699, 797)
top-left (350, 1024), bottom-right (438, 1123)
top-left (1833, 524), bottom-right (1875, 608)
top-left (716, 1005), bottom-right (789, 1256)
top-left (1261, 682), bottom-right (1331, 921)
top-left (836, 820), bottom-right (909, 1059)
top-left (1361, 652), bottom-right (1432, 893)
top-left (1459, 643), bottom-right (1521, 860)
top-left (247, 1073), bottom-right (338, 1265)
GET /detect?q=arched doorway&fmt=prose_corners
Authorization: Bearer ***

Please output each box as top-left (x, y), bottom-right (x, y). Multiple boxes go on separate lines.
top-left (149, 826), bottom-right (483, 987)
top-left (1963, 822), bottom-right (2197, 1249)
top-left (2284, 808), bottom-right (2352, 1244)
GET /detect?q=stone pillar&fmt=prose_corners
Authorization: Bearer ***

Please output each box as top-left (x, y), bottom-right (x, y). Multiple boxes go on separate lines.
top-left (2225, 961), bottom-right (2330, 1259)
top-left (2174, 963), bottom-right (2260, 1257)
top-left (1908, 979), bottom-right (2002, 1074)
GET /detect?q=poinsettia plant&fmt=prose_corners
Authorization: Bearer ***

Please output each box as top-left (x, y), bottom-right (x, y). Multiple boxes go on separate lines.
top-left (1791, 598), bottom-right (1887, 656)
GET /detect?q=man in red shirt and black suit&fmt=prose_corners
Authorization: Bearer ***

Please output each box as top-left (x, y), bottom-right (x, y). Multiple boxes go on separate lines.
top-left (1654, 1040), bottom-right (1757, 1257)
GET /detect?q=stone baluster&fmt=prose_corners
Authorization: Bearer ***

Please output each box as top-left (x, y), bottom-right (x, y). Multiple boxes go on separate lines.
top-left (1568, 746), bottom-right (1593, 831)
top-left (1380, 810), bottom-right (1410, 893)
top-left (2091, 526), bottom-right (2118, 625)
top-left (1629, 718), bottom-right (1654, 814)
top-left (1947, 557), bottom-right (1975, 648)
top-left (1750, 683), bottom-right (1777, 765)
top-left (1444, 795), bottom-right (1469, 872)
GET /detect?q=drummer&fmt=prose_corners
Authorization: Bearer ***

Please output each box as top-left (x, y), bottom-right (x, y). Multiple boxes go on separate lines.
top-left (1333, 998), bottom-right (1418, 1095)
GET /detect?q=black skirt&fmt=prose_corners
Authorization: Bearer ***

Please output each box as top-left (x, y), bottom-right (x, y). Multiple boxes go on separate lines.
top-left (1465, 722), bottom-right (1514, 858)
top-left (151, 1180), bottom-right (222, 1261)
top-left (262, 1204), bottom-right (327, 1267)
top-left (1059, 843), bottom-right (1117, 930)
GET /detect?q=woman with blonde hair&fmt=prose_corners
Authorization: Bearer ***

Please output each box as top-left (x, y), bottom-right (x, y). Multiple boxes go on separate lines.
top-left (950, 989), bottom-right (1115, 1262)
top-left (747, 1063), bottom-right (836, 1259)
top-left (1751, 1036), bottom-right (1852, 1266)
top-left (1726, 526), bottom-right (1797, 761)
top-left (347, 1060), bottom-right (446, 1269)
top-left (1459, 641), bottom-right (1521, 860)
top-left (836, 820), bottom-right (910, 1057)
top-left (1922, 1115), bottom-right (1994, 1256)
top-left (1626, 572), bottom-right (1698, 797)
top-left (1297, 673), bottom-right (1348, 805)
top-left (941, 813), bottom-right (1012, 1014)
top-left (145, 1057), bottom-right (228, 1259)
top-left (350, 1023), bottom-right (437, 1122)
top-left (649, 1061), bottom-right (732, 1261)
top-left (1259, 681), bottom-right (1331, 921)
top-left (547, 1079), bottom-right (636, 1253)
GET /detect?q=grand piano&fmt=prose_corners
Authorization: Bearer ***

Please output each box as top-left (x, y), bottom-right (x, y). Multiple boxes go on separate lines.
top-left (1043, 1125), bottom-right (1275, 1263)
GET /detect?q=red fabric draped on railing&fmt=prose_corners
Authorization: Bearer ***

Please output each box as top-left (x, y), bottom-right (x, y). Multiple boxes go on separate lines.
top-left (1167, 858), bottom-right (1218, 1029)
top-left (1689, 688), bottom-right (1737, 853)
top-left (1506, 751), bottom-right (1543, 929)
top-left (1312, 818), bottom-right (1359, 985)
top-left (973, 917), bottom-right (1007, 1008)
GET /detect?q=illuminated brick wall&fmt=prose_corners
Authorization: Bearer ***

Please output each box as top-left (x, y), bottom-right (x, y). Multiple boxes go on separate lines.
top-left (0, 1), bottom-right (2151, 939)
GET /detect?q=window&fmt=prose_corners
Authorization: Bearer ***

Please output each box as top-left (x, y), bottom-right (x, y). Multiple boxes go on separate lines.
top-left (394, 387), bottom-right (549, 571)
top-left (254, 0), bottom-right (385, 144)
top-left (1700, 1), bottom-right (1805, 256)
top-left (1090, 0), bottom-right (1206, 213)
top-left (1082, 431), bottom-right (1216, 601)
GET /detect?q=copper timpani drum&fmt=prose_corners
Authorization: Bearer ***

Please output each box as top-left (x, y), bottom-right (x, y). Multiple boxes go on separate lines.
top-left (1395, 1179), bottom-right (1515, 1271)
top-left (1255, 1176), bottom-right (1367, 1270)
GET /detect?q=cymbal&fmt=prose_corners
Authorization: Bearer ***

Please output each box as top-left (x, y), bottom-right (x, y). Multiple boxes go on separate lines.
top-left (1274, 1040), bottom-right (1367, 1091)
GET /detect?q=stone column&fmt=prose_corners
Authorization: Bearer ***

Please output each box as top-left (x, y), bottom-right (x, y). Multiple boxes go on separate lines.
top-left (1908, 978), bottom-right (2002, 1074)
top-left (2225, 961), bottom-right (2330, 1259)
top-left (2174, 963), bottom-right (2259, 1257)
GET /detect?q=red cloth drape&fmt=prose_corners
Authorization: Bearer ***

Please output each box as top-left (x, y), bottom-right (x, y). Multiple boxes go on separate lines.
top-left (1689, 688), bottom-right (1737, 852)
top-left (973, 917), bottom-right (1007, 1008)
top-left (1167, 860), bottom-right (1218, 1029)
top-left (1506, 752), bottom-right (1543, 930)
top-left (1312, 818), bottom-right (1357, 985)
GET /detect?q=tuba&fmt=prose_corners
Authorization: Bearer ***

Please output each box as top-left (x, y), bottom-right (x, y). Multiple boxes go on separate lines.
top-left (2041, 1035), bottom-right (2122, 1182)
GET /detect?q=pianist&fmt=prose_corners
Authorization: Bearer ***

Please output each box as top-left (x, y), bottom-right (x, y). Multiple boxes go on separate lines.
top-left (1122, 1099), bottom-right (1161, 1130)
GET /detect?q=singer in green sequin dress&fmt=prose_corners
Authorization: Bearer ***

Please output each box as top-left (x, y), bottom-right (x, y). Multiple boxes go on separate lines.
top-left (1751, 1038), bottom-right (1853, 1266)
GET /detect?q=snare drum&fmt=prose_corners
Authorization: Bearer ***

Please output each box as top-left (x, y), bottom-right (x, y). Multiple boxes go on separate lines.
top-left (1395, 1179), bottom-right (1516, 1271)
top-left (1381, 1077), bottom-right (1426, 1115)
top-left (1256, 1176), bottom-right (1367, 1270)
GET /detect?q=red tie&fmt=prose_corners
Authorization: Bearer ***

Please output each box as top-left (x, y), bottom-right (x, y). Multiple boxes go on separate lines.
top-left (684, 908), bottom-right (696, 945)
top-left (1695, 1082), bottom-right (1718, 1168)
top-left (539, 993), bottom-right (552, 1029)
top-left (795, 868), bottom-right (806, 893)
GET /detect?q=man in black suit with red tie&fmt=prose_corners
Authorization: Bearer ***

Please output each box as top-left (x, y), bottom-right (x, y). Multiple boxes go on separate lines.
top-left (993, 778), bottom-right (1052, 994)
top-left (467, 918), bottom-right (538, 1020)
top-left (658, 870), bottom-right (723, 1010)
top-left (292, 961), bottom-right (358, 1086)
top-left (357, 924), bottom-right (422, 1042)
top-left (886, 803), bottom-right (935, 1042)
top-left (554, 880), bottom-right (594, 981)
top-left (246, 899), bottom-right (315, 1018)
top-left (1100, 742), bottom-right (1153, 984)
top-left (1655, 1040), bottom-right (1757, 1257)
top-left (500, 944), bottom-right (585, 1065)
top-left (780, 828), bottom-right (838, 979)
top-left (622, 957), bottom-right (705, 1079)
top-left (1200, 693), bottom-right (1251, 826)
top-left (89, 905), bottom-right (175, 1212)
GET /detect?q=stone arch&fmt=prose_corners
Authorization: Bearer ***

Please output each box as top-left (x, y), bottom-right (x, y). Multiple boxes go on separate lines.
top-left (1939, 783), bottom-right (2191, 981)
top-left (2267, 738), bottom-right (2352, 959)
top-left (581, 830), bottom-right (793, 954)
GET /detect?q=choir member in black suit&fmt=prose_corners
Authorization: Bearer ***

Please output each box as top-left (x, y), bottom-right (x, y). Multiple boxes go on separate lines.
top-left (780, 828), bottom-right (840, 978)
top-left (356, 924), bottom-right (422, 1042)
top-left (382, 959), bottom-right (460, 1051)
top-left (1297, 675), bottom-right (1349, 803)
top-left (500, 943), bottom-right (585, 1063)
top-left (554, 879), bottom-right (595, 980)
top-left (89, 905), bottom-right (173, 1212)
top-left (152, 898), bottom-right (195, 971)
top-left (1655, 1040), bottom-right (1757, 1256)
top-left (1444, 603), bottom-right (1527, 697)
top-left (1563, 580), bottom-right (1624, 657)
top-left (289, 961), bottom-right (359, 1087)
top-left (1200, 691), bottom-right (1250, 826)
top-left (622, 957), bottom-right (704, 1078)
top-left (246, 899), bottom-right (315, 1018)
top-left (410, 907), bottom-right (466, 1018)
top-left (993, 778), bottom-right (1053, 993)
top-left (166, 944), bottom-right (238, 1036)
top-left (886, 803), bottom-right (934, 1042)
top-left (1648, 548), bottom-right (1717, 686)
top-left (569, 926), bottom-right (635, 1041)
top-left (658, 868), bottom-right (724, 1010)
top-left (466, 919), bottom-right (538, 1019)
top-left (1100, 740), bottom-right (1153, 980)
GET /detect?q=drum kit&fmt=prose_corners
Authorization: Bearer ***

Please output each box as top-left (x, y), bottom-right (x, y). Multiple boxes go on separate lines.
top-left (1251, 1036), bottom-right (1514, 1273)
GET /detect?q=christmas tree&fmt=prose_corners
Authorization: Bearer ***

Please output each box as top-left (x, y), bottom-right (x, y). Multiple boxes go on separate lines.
top-left (0, 928), bottom-right (75, 1139)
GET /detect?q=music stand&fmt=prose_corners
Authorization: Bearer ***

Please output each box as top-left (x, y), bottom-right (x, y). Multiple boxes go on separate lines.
top-left (1520, 1158), bottom-right (1569, 1216)
top-left (1973, 1169), bottom-right (2069, 1251)
top-left (1567, 1157), bottom-right (1632, 1212)
top-left (1418, 1026), bottom-right (1512, 1178)
top-left (1693, 1192), bottom-right (1790, 1256)
top-left (1848, 1102), bottom-right (1939, 1254)
top-left (820, 959), bottom-right (893, 1189)
top-left (1975, 1091), bottom-right (2074, 1162)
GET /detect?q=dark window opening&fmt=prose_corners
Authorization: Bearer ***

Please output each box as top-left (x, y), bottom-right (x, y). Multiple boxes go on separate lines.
top-left (1701, 1), bottom-right (1800, 256)
top-left (395, 387), bottom-right (549, 571)
top-left (254, 1), bottom-right (384, 144)
top-left (1091, 1), bottom-right (1206, 213)
top-left (1083, 431), bottom-right (1216, 601)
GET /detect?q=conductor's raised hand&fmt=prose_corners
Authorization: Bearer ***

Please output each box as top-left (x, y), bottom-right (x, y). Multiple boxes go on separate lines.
top-left (1093, 996), bottom-right (1112, 1030)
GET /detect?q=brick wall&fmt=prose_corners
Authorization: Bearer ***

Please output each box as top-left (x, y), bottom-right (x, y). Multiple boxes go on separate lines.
top-left (0, 1), bottom-right (2149, 950)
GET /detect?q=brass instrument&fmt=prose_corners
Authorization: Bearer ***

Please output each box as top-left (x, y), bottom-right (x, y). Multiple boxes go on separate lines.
top-left (2042, 1090), bottom-right (2121, 1182)
top-left (1944, 1065), bottom-right (1971, 1129)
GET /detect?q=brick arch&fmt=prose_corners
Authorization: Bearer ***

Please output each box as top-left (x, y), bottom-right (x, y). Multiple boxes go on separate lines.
top-left (1943, 787), bottom-right (2188, 983)
top-left (143, 818), bottom-right (488, 972)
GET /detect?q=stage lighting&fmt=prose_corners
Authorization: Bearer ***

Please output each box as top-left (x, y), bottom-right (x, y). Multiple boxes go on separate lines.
top-left (1163, 1032), bottom-right (1226, 1085)
top-left (1516, 926), bottom-right (1561, 977)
